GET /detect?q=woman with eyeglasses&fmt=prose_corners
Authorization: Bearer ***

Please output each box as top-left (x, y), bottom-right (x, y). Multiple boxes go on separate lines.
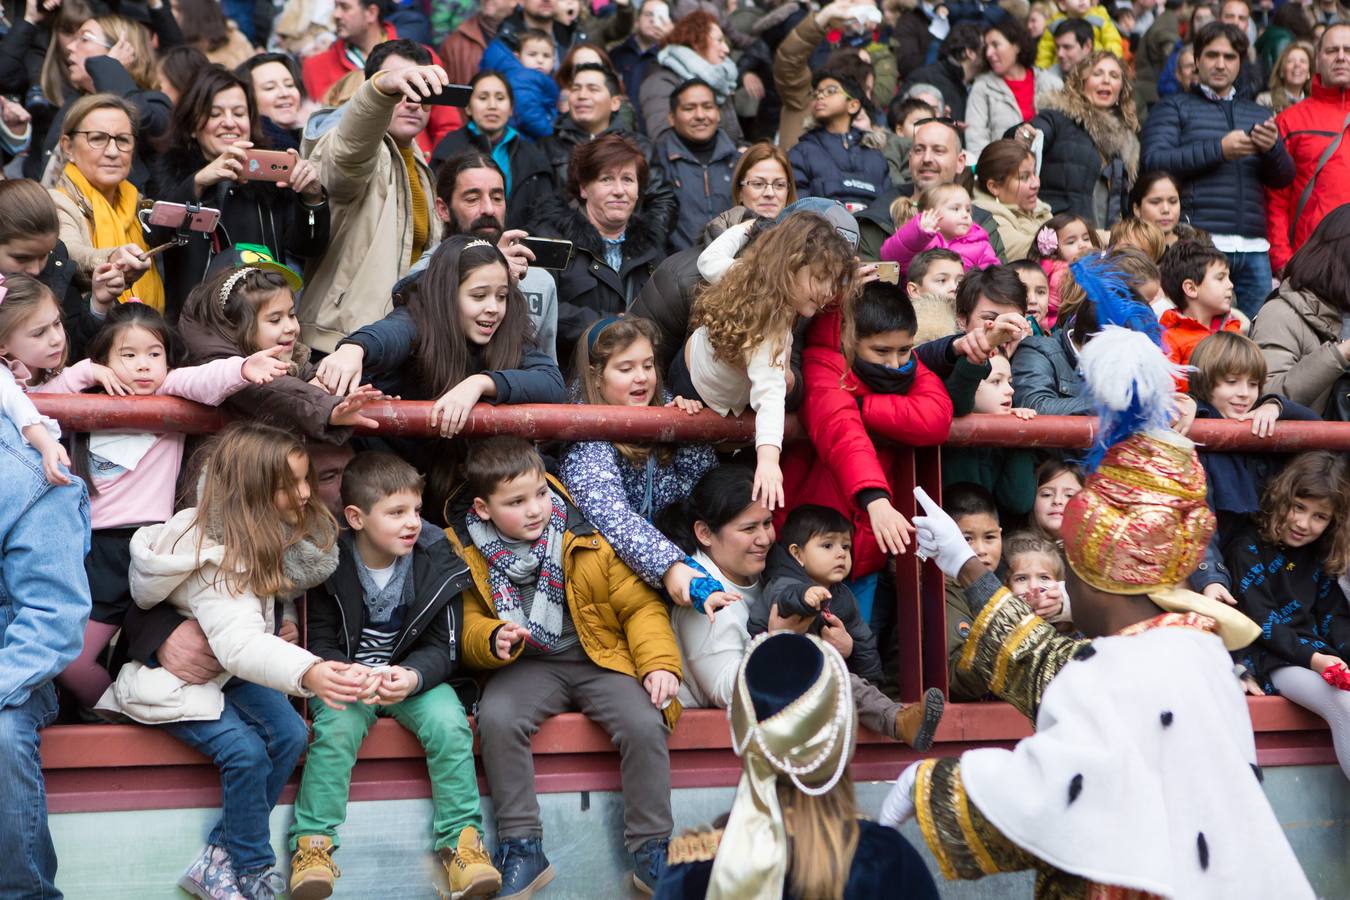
top-left (638, 10), bottom-right (745, 143)
top-left (148, 65), bottom-right (329, 320)
top-left (49, 93), bottom-right (164, 310)
top-left (700, 141), bottom-right (797, 240)
top-left (29, 12), bottom-right (173, 187)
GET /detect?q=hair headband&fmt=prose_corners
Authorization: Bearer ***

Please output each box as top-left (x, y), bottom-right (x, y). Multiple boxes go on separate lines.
top-left (218, 267), bottom-right (258, 310)
top-left (586, 315), bottom-right (625, 357)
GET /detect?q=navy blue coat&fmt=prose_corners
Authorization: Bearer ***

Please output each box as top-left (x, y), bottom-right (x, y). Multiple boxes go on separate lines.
top-left (1140, 88), bottom-right (1295, 239)
top-left (651, 129), bottom-right (739, 252)
top-left (788, 127), bottom-right (890, 209)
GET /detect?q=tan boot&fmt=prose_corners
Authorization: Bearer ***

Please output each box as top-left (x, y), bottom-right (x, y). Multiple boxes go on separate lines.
top-left (289, 835), bottom-right (340, 900)
top-left (893, 687), bottom-right (945, 751)
top-left (441, 826), bottom-right (503, 899)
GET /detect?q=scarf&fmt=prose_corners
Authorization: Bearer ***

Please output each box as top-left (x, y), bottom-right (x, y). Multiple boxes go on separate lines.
top-left (851, 356), bottom-right (917, 395)
top-left (470, 121), bottom-right (517, 196)
top-left (657, 44), bottom-right (739, 103)
top-left (398, 146), bottom-right (430, 265)
top-left (467, 490), bottom-right (569, 651)
top-left (345, 532), bottom-right (415, 624)
top-left (59, 162), bottom-right (165, 311)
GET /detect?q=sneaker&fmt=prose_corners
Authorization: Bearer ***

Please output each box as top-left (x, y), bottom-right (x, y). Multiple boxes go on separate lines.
top-left (237, 867), bottom-right (287, 900)
top-left (492, 837), bottom-right (555, 899)
top-left (178, 844), bottom-right (243, 900)
top-left (893, 687), bottom-right (946, 752)
top-left (440, 826), bottom-right (502, 899)
top-left (290, 835), bottom-right (340, 900)
top-left (631, 837), bottom-right (670, 895)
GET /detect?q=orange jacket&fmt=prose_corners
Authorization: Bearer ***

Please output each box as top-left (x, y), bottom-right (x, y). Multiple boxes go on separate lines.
top-left (1161, 308), bottom-right (1241, 392)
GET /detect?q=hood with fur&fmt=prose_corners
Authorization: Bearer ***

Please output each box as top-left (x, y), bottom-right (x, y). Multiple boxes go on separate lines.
top-left (1037, 89), bottom-right (1140, 179)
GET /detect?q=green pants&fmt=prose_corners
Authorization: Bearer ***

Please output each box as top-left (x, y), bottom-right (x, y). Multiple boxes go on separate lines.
top-left (288, 683), bottom-right (481, 852)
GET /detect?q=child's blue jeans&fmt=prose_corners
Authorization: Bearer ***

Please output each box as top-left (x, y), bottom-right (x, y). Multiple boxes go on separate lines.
top-left (162, 679), bottom-right (309, 874)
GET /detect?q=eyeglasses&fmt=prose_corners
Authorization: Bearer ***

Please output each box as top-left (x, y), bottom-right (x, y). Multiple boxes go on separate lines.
top-left (814, 84), bottom-right (851, 100)
top-left (740, 179), bottom-right (789, 193)
top-left (72, 130), bottom-right (134, 152)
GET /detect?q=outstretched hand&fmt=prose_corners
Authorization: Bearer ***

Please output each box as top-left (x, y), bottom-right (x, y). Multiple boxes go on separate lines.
top-left (912, 486), bottom-right (977, 578)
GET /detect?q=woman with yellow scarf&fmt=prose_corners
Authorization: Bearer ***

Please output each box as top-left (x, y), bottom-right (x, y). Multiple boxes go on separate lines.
top-left (50, 93), bottom-right (165, 312)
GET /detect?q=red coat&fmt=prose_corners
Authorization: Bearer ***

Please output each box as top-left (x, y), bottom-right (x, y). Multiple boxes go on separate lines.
top-left (301, 25), bottom-right (461, 154)
top-left (780, 309), bottom-right (953, 578)
top-left (1160, 308), bottom-right (1242, 393)
top-left (1267, 76), bottom-right (1350, 271)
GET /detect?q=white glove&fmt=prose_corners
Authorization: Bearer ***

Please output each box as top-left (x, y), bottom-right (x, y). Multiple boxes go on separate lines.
top-left (912, 487), bottom-right (977, 579)
top-left (879, 762), bottom-right (921, 827)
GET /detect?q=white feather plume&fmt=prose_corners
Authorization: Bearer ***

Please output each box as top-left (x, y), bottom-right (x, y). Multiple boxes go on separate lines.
top-left (1077, 326), bottom-right (1188, 468)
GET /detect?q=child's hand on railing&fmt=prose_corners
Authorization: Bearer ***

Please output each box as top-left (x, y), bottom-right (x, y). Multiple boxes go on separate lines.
top-left (1236, 402), bottom-right (1280, 438)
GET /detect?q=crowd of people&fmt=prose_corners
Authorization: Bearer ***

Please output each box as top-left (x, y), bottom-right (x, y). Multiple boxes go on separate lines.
top-left (2, 0), bottom-right (1350, 896)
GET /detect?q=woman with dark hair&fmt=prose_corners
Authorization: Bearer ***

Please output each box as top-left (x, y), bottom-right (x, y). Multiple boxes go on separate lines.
top-left (236, 52), bottom-right (308, 150)
top-left (173, 0), bottom-right (255, 68)
top-left (156, 45), bottom-right (212, 107)
top-left (1250, 205), bottom-right (1350, 416)
top-left (148, 65), bottom-right (329, 318)
top-left (322, 234), bottom-right (565, 426)
top-left (965, 17), bottom-right (1056, 160)
top-left (557, 42), bottom-right (638, 130)
top-left (1129, 170), bottom-right (1183, 247)
top-left (1012, 51), bottom-right (1139, 229)
top-left (638, 10), bottom-right (744, 143)
top-left (430, 71), bottom-right (555, 229)
top-left (532, 133), bottom-right (663, 369)
top-left (974, 138), bottom-right (1052, 260)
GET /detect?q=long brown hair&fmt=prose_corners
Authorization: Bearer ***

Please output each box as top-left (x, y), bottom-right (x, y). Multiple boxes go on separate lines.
top-left (777, 772), bottom-right (860, 900)
top-left (1065, 51), bottom-right (1139, 132)
top-left (402, 235), bottom-right (531, 399)
top-left (183, 266), bottom-right (295, 358)
top-left (192, 422), bottom-right (337, 598)
top-left (1258, 451), bottom-right (1350, 575)
top-left (0, 275), bottom-right (65, 384)
top-left (576, 316), bottom-right (674, 466)
top-left (691, 212), bottom-right (857, 368)
top-left (731, 142), bottom-right (796, 207)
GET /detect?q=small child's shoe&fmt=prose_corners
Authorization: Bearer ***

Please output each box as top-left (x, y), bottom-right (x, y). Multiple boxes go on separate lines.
top-left (177, 843), bottom-right (241, 900)
top-left (237, 867), bottom-right (286, 900)
top-left (440, 825), bottom-right (502, 899)
top-left (493, 837), bottom-right (554, 899)
top-left (893, 687), bottom-right (946, 751)
top-left (290, 835), bottom-right (340, 900)
top-left (631, 836), bottom-right (670, 895)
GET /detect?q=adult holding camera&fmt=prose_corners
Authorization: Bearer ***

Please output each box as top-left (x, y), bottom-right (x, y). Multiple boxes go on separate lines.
top-left (301, 40), bottom-right (447, 353)
top-left (49, 93), bottom-right (162, 310)
top-left (149, 65), bottom-right (330, 321)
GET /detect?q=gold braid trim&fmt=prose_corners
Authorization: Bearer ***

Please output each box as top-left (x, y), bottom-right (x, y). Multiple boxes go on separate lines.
top-left (955, 776), bottom-right (1000, 876)
top-left (958, 587), bottom-right (1016, 672)
top-left (666, 829), bottom-right (723, 865)
top-left (1096, 461), bottom-right (1204, 500)
top-left (914, 759), bottom-right (957, 880)
top-left (991, 614), bottom-right (1045, 695)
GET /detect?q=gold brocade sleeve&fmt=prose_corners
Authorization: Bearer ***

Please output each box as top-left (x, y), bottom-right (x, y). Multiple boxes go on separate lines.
top-left (956, 584), bottom-right (1089, 721)
top-left (913, 758), bottom-right (1037, 881)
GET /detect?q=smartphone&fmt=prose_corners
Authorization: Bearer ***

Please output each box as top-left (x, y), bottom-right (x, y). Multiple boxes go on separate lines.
top-left (520, 236), bottom-right (574, 270)
top-left (876, 261), bottom-right (900, 285)
top-left (145, 201), bottom-right (221, 232)
top-left (241, 148), bottom-right (293, 183)
top-left (420, 84), bottom-right (474, 107)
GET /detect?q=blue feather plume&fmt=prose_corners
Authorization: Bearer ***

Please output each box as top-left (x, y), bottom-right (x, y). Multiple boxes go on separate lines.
top-left (1069, 254), bottom-right (1162, 346)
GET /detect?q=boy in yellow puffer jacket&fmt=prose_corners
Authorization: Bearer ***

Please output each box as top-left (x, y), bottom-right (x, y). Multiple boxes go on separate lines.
top-left (1034, 0), bottom-right (1125, 69)
top-left (446, 437), bottom-right (682, 898)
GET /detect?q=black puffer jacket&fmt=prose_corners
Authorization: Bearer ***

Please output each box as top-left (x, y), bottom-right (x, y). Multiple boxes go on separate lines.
top-left (1140, 88), bottom-right (1295, 239)
top-left (531, 197), bottom-right (663, 369)
top-left (789, 126), bottom-right (892, 210)
top-left (629, 245), bottom-right (703, 369)
top-left (1017, 90), bottom-right (1139, 229)
top-left (431, 125), bottom-right (556, 233)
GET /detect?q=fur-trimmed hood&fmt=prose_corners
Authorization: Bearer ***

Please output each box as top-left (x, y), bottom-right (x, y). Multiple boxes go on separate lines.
top-left (532, 195), bottom-right (662, 265)
top-left (1036, 89), bottom-right (1140, 178)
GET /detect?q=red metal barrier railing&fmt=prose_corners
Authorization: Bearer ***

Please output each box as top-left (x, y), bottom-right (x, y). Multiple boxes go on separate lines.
top-left (30, 395), bottom-right (1350, 703)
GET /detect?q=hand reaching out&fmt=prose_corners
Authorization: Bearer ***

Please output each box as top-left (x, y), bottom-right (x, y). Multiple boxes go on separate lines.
top-left (241, 344), bottom-right (290, 384)
top-left (1202, 582), bottom-right (1238, 606)
top-left (866, 497), bottom-right (913, 555)
top-left (917, 209), bottom-right (941, 235)
top-left (752, 445), bottom-right (784, 511)
top-left (314, 344), bottom-right (365, 396)
top-left (328, 385), bottom-right (384, 428)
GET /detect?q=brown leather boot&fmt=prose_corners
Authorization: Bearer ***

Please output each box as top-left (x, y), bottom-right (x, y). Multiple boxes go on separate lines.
top-left (892, 687), bottom-right (945, 751)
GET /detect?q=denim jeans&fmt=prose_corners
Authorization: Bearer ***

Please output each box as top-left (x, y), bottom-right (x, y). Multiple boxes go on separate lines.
top-left (162, 680), bottom-right (309, 874)
top-left (0, 683), bottom-right (61, 899)
top-left (1225, 250), bottom-right (1274, 321)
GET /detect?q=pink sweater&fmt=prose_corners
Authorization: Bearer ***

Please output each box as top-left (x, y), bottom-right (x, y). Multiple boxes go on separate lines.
top-left (879, 216), bottom-right (1003, 276)
top-left (1040, 258), bottom-right (1068, 330)
top-left (32, 357), bottom-right (249, 528)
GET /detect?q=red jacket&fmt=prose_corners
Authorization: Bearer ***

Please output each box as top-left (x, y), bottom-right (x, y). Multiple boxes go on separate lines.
top-left (780, 310), bottom-right (953, 578)
top-left (1267, 76), bottom-right (1350, 271)
top-left (302, 25), bottom-right (461, 154)
top-left (1160, 308), bottom-right (1242, 393)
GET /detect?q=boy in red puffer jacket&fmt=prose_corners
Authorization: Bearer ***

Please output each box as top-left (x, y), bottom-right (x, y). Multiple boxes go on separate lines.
top-left (780, 283), bottom-right (953, 623)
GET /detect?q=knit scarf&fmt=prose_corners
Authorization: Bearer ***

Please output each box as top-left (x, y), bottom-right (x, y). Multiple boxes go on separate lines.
top-left (59, 162), bottom-right (165, 311)
top-left (852, 356), bottom-right (918, 395)
top-left (467, 491), bottom-right (569, 651)
top-left (657, 44), bottom-right (739, 103)
top-left (398, 146), bottom-right (430, 265)
top-left (345, 532), bottom-right (415, 625)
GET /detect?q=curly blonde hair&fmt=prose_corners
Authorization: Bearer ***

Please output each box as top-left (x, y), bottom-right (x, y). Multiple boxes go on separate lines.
top-left (1065, 51), bottom-right (1139, 133)
top-left (690, 212), bottom-right (857, 368)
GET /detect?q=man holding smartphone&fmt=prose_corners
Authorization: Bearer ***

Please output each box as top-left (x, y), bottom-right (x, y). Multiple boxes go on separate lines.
top-left (301, 40), bottom-right (449, 353)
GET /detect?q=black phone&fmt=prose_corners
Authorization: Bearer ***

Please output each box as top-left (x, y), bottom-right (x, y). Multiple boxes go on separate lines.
top-left (520, 236), bottom-right (575, 270)
top-left (419, 84), bottom-right (474, 107)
